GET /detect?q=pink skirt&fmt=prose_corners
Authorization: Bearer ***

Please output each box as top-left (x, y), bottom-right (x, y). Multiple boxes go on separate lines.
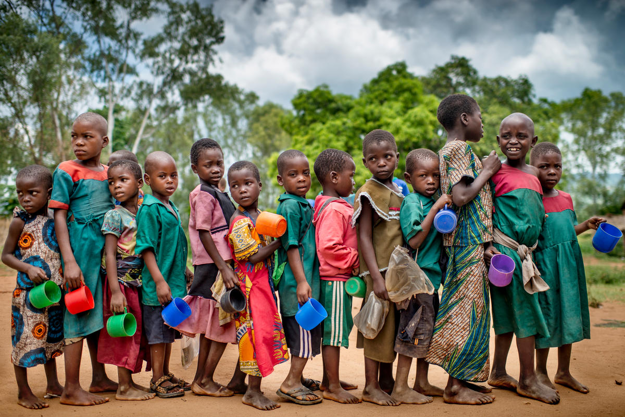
top-left (173, 295), bottom-right (236, 344)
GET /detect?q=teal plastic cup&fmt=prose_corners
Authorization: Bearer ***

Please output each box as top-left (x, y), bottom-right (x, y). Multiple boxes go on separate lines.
top-left (29, 281), bottom-right (62, 309)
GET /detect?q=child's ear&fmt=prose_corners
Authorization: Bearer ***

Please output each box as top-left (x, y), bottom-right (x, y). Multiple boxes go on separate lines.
top-left (276, 174), bottom-right (284, 187)
top-left (496, 135), bottom-right (501, 146)
top-left (362, 157), bottom-right (367, 167)
top-left (460, 113), bottom-right (469, 127)
top-left (144, 173), bottom-right (151, 186)
top-left (531, 135), bottom-right (538, 147)
top-left (331, 171), bottom-right (339, 184)
top-left (47, 187), bottom-right (52, 200)
top-left (137, 177), bottom-right (144, 189)
top-left (102, 135), bottom-right (109, 149)
top-left (404, 172), bottom-right (411, 184)
top-left (191, 164), bottom-right (198, 175)
top-left (258, 181), bottom-right (262, 192)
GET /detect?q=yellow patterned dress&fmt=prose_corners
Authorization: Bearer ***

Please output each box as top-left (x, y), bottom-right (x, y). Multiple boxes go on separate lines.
top-left (228, 208), bottom-right (288, 377)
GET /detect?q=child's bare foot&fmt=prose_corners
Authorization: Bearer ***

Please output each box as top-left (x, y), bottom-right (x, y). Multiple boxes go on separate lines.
top-left (243, 390), bottom-right (281, 410)
top-left (322, 386), bottom-right (361, 404)
top-left (413, 380), bottom-right (444, 397)
top-left (487, 372), bottom-right (518, 391)
top-left (517, 377), bottom-right (560, 404)
top-left (45, 382), bottom-right (64, 399)
top-left (89, 376), bottom-right (118, 393)
top-left (191, 380), bottom-right (234, 397)
top-left (555, 372), bottom-right (589, 394)
top-left (61, 387), bottom-right (109, 406)
top-left (536, 372), bottom-right (557, 391)
top-left (18, 392), bottom-right (49, 410)
top-left (132, 382), bottom-right (152, 393)
top-left (227, 380), bottom-right (249, 395)
top-left (116, 385), bottom-right (156, 401)
top-left (392, 385), bottom-right (432, 405)
top-left (379, 379), bottom-right (395, 394)
top-left (320, 380), bottom-right (358, 391)
top-left (443, 384), bottom-right (494, 405)
top-left (362, 386), bottom-right (400, 406)
top-left (464, 381), bottom-right (492, 393)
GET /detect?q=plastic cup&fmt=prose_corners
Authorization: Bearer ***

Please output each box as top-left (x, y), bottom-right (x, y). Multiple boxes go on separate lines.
top-left (29, 281), bottom-right (62, 309)
top-left (256, 212), bottom-right (287, 238)
top-left (434, 204), bottom-right (458, 234)
top-left (161, 297), bottom-right (192, 327)
top-left (65, 284), bottom-right (95, 315)
top-left (345, 276), bottom-right (366, 298)
top-left (489, 254), bottom-right (515, 287)
top-left (220, 287), bottom-right (247, 313)
top-left (106, 307), bottom-right (137, 337)
top-left (295, 298), bottom-right (328, 331)
top-left (592, 222), bottom-right (623, 253)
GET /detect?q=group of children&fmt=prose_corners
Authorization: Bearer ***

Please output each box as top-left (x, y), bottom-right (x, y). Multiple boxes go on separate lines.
top-left (5, 93), bottom-right (600, 410)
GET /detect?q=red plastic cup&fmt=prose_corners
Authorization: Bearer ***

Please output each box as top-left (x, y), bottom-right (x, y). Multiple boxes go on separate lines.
top-left (65, 284), bottom-right (95, 314)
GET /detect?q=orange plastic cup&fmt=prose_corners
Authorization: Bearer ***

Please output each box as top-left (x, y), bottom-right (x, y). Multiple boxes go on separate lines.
top-left (256, 212), bottom-right (287, 238)
top-left (65, 284), bottom-right (95, 315)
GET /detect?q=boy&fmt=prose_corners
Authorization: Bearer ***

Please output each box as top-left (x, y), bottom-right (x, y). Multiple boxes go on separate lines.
top-left (425, 94), bottom-right (500, 405)
top-left (312, 149), bottom-right (360, 405)
top-left (393, 149), bottom-right (451, 404)
top-left (352, 129), bottom-right (404, 407)
top-left (108, 149), bottom-right (139, 166)
top-left (51, 112), bottom-right (116, 406)
top-left (135, 151), bottom-right (193, 398)
top-left (275, 150), bottom-right (322, 405)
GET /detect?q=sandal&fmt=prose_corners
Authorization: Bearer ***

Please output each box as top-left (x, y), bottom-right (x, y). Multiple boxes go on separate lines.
top-left (150, 375), bottom-right (185, 398)
top-left (167, 372), bottom-right (191, 391)
top-left (302, 378), bottom-right (322, 391)
top-left (276, 387), bottom-right (323, 405)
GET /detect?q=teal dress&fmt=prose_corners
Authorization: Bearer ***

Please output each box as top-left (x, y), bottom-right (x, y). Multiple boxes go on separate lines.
top-left (534, 191), bottom-right (590, 349)
top-left (490, 164), bottom-right (549, 339)
top-left (50, 160), bottom-right (114, 339)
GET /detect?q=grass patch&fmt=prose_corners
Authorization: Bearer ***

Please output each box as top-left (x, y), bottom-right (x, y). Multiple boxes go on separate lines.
top-left (585, 264), bottom-right (625, 285)
top-left (587, 283), bottom-right (625, 305)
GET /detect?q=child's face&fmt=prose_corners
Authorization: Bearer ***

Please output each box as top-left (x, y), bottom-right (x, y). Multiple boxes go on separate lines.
top-left (404, 158), bottom-right (440, 197)
top-left (192, 148), bottom-right (224, 187)
top-left (71, 120), bottom-right (108, 161)
top-left (533, 152), bottom-right (562, 191)
top-left (108, 166), bottom-right (143, 204)
top-left (277, 156), bottom-right (311, 197)
top-left (329, 159), bottom-right (356, 198)
top-left (497, 116), bottom-right (537, 161)
top-left (362, 141), bottom-right (399, 182)
top-left (229, 169), bottom-right (261, 207)
top-left (465, 108), bottom-right (484, 143)
top-left (145, 159), bottom-right (179, 197)
top-left (16, 177), bottom-right (50, 214)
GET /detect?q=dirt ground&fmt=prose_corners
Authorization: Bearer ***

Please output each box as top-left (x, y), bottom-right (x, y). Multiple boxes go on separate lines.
top-left (1, 274), bottom-right (624, 417)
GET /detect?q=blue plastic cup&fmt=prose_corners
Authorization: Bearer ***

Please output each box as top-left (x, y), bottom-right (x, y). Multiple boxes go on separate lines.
top-left (434, 204), bottom-right (457, 234)
top-left (161, 297), bottom-right (192, 327)
top-left (592, 222), bottom-right (623, 253)
top-left (295, 298), bottom-right (328, 331)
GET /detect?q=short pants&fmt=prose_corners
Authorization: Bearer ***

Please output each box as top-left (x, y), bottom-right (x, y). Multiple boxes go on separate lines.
top-left (320, 280), bottom-right (353, 348)
top-left (394, 292), bottom-right (439, 358)
top-left (282, 315), bottom-right (321, 359)
top-left (142, 304), bottom-right (182, 345)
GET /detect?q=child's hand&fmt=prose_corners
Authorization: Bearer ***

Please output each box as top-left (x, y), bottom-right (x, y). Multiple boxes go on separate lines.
top-left (586, 216), bottom-right (607, 230)
top-left (110, 291), bottom-right (127, 314)
top-left (482, 151), bottom-right (502, 176)
top-left (27, 266), bottom-right (48, 285)
top-left (63, 261), bottom-right (84, 290)
top-left (296, 282), bottom-right (312, 305)
top-left (434, 194), bottom-right (453, 210)
top-left (484, 244), bottom-right (501, 268)
top-left (373, 277), bottom-right (390, 301)
top-left (221, 267), bottom-right (238, 290)
top-left (156, 281), bottom-right (172, 305)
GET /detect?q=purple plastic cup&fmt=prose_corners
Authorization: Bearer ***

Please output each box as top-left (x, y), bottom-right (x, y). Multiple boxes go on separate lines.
top-left (489, 254), bottom-right (515, 287)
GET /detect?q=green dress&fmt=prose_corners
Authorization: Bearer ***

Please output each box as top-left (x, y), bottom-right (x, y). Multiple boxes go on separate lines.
top-left (490, 164), bottom-right (549, 339)
top-left (50, 161), bottom-right (114, 339)
top-left (534, 191), bottom-right (590, 349)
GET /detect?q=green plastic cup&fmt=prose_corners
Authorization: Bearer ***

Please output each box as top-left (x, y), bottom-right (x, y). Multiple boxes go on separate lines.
top-left (29, 281), bottom-right (62, 309)
top-left (345, 276), bottom-right (366, 298)
top-left (106, 308), bottom-right (137, 338)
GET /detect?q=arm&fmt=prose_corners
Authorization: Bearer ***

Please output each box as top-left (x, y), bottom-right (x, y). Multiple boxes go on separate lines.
top-left (575, 216), bottom-right (606, 235)
top-left (104, 234), bottom-right (126, 313)
top-left (1, 217), bottom-right (47, 284)
top-left (54, 209), bottom-right (83, 290)
top-left (286, 246), bottom-right (311, 305)
top-left (248, 239), bottom-right (281, 265)
top-left (318, 209), bottom-right (359, 272)
top-left (198, 230), bottom-right (237, 289)
top-left (358, 199), bottom-right (389, 300)
top-left (451, 150), bottom-right (501, 207)
top-left (142, 249), bottom-right (171, 305)
top-left (407, 194), bottom-right (452, 250)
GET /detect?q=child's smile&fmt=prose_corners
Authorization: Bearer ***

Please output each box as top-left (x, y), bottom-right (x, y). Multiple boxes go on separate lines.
top-left (497, 114), bottom-right (537, 161)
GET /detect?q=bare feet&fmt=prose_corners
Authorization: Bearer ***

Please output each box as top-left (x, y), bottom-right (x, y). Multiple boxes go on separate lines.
top-left (191, 380), bottom-right (234, 397)
top-left (517, 377), bottom-right (560, 404)
top-left (392, 385), bottom-right (432, 405)
top-left (555, 372), bottom-right (589, 394)
top-left (536, 372), bottom-right (557, 391)
top-left (413, 380), bottom-right (444, 397)
top-left (362, 386), bottom-right (400, 406)
top-left (18, 392), bottom-right (49, 410)
top-left (132, 382), bottom-right (152, 393)
top-left (320, 380), bottom-right (359, 391)
top-left (116, 385), bottom-right (156, 401)
top-left (322, 386), bottom-right (361, 404)
top-left (444, 384), bottom-right (495, 405)
top-left (89, 376), bottom-right (118, 393)
top-left (227, 380), bottom-right (249, 395)
top-left (243, 390), bottom-right (281, 410)
top-left (488, 372), bottom-right (518, 391)
top-left (61, 387), bottom-right (109, 406)
top-left (46, 381), bottom-right (64, 398)
top-left (464, 381), bottom-right (492, 393)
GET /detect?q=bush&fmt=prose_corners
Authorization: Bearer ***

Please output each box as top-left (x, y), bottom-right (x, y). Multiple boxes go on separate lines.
top-left (585, 265), bottom-right (625, 285)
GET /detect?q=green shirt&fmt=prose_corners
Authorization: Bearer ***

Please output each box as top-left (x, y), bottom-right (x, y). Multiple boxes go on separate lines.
top-left (276, 193), bottom-right (320, 317)
top-left (400, 192), bottom-right (443, 289)
top-left (135, 194), bottom-right (188, 306)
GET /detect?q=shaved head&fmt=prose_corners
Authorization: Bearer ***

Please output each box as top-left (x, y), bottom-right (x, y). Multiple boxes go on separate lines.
top-left (500, 112), bottom-right (535, 134)
top-left (144, 151), bottom-right (176, 175)
top-left (73, 112), bottom-right (108, 136)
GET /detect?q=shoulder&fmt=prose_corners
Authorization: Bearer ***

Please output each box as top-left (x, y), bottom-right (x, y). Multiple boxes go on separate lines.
top-left (559, 191), bottom-right (574, 207)
top-left (55, 161), bottom-right (108, 182)
top-left (104, 207), bottom-right (123, 221)
top-left (440, 140), bottom-right (469, 157)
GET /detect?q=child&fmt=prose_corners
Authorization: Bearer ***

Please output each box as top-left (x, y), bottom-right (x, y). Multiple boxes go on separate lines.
top-left (394, 149), bottom-right (451, 404)
top-left (2, 166), bottom-right (64, 409)
top-left (173, 138), bottom-right (238, 397)
top-left (97, 159), bottom-right (154, 401)
top-left (424, 95), bottom-right (499, 405)
top-left (108, 150), bottom-right (144, 206)
top-left (135, 151), bottom-right (192, 398)
top-left (312, 149), bottom-right (360, 405)
top-left (486, 113), bottom-right (559, 405)
top-left (274, 150), bottom-right (323, 405)
top-left (227, 161), bottom-right (289, 410)
top-left (531, 142), bottom-right (603, 394)
top-left (50, 112), bottom-right (116, 406)
top-left (352, 129), bottom-right (404, 407)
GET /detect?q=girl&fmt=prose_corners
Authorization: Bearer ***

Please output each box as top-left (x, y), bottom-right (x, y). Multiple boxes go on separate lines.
top-left (2, 165), bottom-right (64, 409)
top-left (227, 161), bottom-right (289, 411)
top-left (531, 142), bottom-right (604, 394)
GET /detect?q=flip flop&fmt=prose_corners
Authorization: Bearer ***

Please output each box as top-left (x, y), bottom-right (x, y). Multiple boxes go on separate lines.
top-left (302, 378), bottom-right (322, 391)
top-left (150, 375), bottom-right (185, 398)
top-left (276, 387), bottom-right (323, 405)
top-left (43, 393), bottom-right (61, 399)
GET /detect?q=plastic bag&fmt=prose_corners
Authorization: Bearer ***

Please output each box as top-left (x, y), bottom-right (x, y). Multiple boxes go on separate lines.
top-left (354, 292), bottom-right (390, 339)
top-left (386, 246), bottom-right (435, 303)
top-left (181, 335), bottom-right (200, 369)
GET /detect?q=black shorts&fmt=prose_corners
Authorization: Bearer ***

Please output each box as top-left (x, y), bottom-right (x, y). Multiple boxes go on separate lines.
top-left (282, 315), bottom-right (322, 359)
top-left (142, 304), bottom-right (182, 345)
top-left (188, 263), bottom-right (220, 300)
top-left (394, 292), bottom-right (440, 358)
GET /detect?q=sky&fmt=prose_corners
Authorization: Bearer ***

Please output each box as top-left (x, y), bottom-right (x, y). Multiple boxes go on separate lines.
top-left (198, 0), bottom-right (625, 107)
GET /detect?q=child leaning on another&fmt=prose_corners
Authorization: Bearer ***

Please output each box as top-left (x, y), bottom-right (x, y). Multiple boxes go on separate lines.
top-left (51, 112), bottom-right (116, 406)
top-left (227, 161), bottom-right (289, 410)
top-left (312, 149), bottom-right (360, 405)
top-left (393, 149), bottom-right (451, 404)
top-left (353, 129), bottom-right (404, 407)
top-left (135, 151), bottom-right (193, 398)
top-left (531, 142), bottom-right (604, 395)
top-left (97, 160), bottom-right (154, 401)
top-left (2, 166), bottom-right (64, 410)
